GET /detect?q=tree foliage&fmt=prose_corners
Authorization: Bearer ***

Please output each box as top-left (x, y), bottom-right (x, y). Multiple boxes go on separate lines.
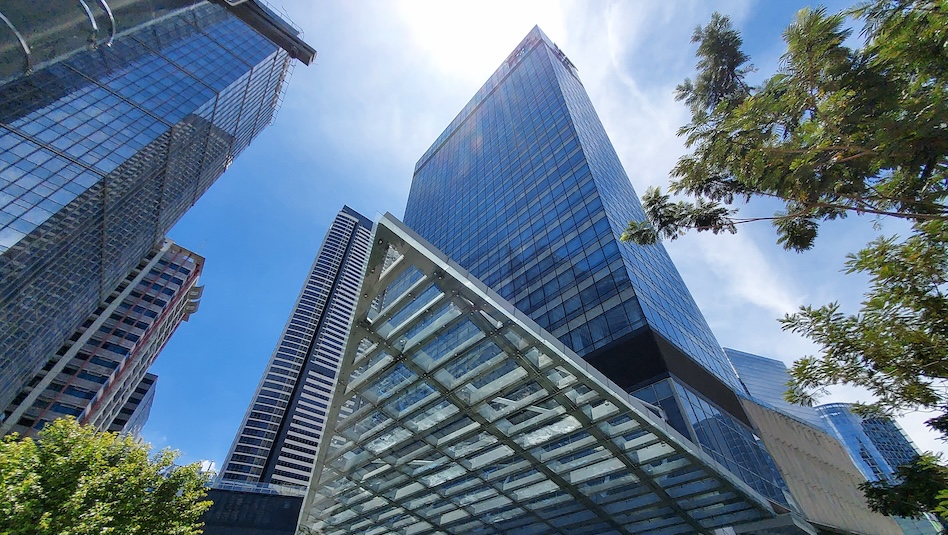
top-left (860, 453), bottom-right (948, 519)
top-left (782, 219), bottom-right (948, 422)
top-left (622, 0), bottom-right (948, 519)
top-left (622, 0), bottom-right (948, 251)
top-left (0, 418), bottom-right (211, 535)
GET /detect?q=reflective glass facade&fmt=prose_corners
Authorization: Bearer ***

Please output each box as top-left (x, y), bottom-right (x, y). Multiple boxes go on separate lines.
top-left (0, 2), bottom-right (302, 412)
top-left (0, 1), bottom-right (205, 84)
top-left (724, 349), bottom-right (826, 432)
top-left (0, 239), bottom-right (203, 438)
top-left (401, 26), bottom-right (798, 508)
top-left (300, 215), bottom-right (789, 535)
top-left (404, 27), bottom-right (739, 390)
top-left (816, 403), bottom-right (943, 535)
top-left (816, 403), bottom-right (920, 483)
top-left (221, 207), bottom-right (372, 489)
top-left (634, 378), bottom-right (791, 507)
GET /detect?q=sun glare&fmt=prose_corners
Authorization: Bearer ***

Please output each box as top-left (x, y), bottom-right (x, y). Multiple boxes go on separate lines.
top-left (396, 0), bottom-right (569, 84)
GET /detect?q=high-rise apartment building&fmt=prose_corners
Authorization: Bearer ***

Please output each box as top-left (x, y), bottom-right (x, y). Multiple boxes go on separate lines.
top-left (403, 26), bottom-right (789, 506)
top-left (220, 207), bottom-right (372, 489)
top-left (0, 1), bottom-right (314, 412)
top-left (0, 239), bottom-right (202, 438)
top-left (109, 372), bottom-right (158, 438)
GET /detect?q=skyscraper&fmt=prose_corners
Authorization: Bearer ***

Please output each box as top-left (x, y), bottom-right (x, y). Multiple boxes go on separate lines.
top-left (0, 239), bottom-right (203, 438)
top-left (0, 1), bottom-right (314, 413)
top-left (295, 24), bottom-right (925, 534)
top-left (220, 206), bottom-right (372, 489)
top-left (403, 26), bottom-right (787, 505)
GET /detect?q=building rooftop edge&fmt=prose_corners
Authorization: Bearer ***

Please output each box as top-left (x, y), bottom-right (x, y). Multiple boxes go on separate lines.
top-left (723, 347), bottom-right (785, 366)
top-left (340, 205), bottom-right (374, 228)
top-left (214, 0), bottom-right (317, 65)
top-left (412, 26), bottom-right (558, 175)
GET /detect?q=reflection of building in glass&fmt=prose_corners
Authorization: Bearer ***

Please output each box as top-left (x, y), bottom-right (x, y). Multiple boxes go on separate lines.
top-left (725, 348), bottom-right (826, 431)
top-left (1, 239), bottom-right (202, 438)
top-left (0, 1), bottom-right (314, 413)
top-left (402, 25), bottom-right (790, 509)
top-left (817, 403), bottom-right (903, 483)
top-left (220, 207), bottom-right (372, 489)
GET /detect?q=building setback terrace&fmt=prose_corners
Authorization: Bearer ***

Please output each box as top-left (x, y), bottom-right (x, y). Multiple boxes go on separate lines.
top-left (298, 214), bottom-right (815, 535)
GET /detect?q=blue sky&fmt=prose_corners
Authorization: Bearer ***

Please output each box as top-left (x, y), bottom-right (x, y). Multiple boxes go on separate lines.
top-left (141, 0), bottom-right (946, 467)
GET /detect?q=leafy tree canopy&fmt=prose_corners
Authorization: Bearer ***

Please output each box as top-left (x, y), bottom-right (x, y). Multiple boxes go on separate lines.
top-left (623, 0), bottom-right (948, 519)
top-left (782, 219), bottom-right (948, 425)
top-left (861, 453), bottom-right (948, 518)
top-left (623, 0), bottom-right (948, 252)
top-left (0, 418), bottom-right (211, 535)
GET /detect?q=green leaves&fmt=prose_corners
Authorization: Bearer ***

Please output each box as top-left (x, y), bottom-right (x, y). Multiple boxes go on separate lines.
top-left (621, 187), bottom-right (737, 245)
top-left (782, 221), bottom-right (948, 517)
top-left (0, 418), bottom-right (211, 535)
top-left (860, 453), bottom-right (948, 518)
top-left (784, 220), bottom-right (948, 413)
top-left (622, 1), bottom-right (948, 519)
top-left (624, 2), bottom-right (948, 251)
top-left (677, 13), bottom-right (752, 115)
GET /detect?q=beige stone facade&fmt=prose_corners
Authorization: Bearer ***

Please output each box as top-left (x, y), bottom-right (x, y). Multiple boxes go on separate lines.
top-left (741, 399), bottom-right (901, 535)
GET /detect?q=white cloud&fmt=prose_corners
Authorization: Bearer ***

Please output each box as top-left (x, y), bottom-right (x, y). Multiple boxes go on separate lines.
top-left (694, 232), bottom-right (802, 315)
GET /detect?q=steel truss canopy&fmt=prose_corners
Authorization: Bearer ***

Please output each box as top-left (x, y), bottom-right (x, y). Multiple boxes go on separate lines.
top-left (299, 214), bottom-right (812, 535)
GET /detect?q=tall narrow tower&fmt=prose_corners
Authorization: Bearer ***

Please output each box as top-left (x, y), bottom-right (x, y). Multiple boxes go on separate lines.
top-left (403, 26), bottom-right (787, 504)
top-left (405, 27), bottom-right (735, 389)
top-left (220, 206), bottom-right (372, 489)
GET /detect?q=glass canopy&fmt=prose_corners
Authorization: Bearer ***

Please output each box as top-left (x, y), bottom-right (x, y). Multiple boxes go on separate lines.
top-left (298, 214), bottom-right (812, 535)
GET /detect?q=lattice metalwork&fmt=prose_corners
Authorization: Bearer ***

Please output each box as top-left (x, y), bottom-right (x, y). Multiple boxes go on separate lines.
top-left (299, 215), bottom-right (810, 535)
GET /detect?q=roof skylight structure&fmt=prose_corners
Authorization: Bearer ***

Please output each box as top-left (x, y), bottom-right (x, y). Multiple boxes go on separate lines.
top-left (298, 214), bottom-right (812, 535)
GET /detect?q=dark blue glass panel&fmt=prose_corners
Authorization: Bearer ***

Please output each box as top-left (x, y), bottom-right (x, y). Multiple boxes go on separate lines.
top-left (404, 30), bottom-right (741, 390)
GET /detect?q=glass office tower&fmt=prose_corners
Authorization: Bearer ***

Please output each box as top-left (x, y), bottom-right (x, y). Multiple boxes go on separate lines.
top-left (0, 1), bottom-right (314, 412)
top-left (221, 207), bottom-right (372, 490)
top-left (817, 403), bottom-right (922, 483)
top-left (404, 26), bottom-right (788, 506)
